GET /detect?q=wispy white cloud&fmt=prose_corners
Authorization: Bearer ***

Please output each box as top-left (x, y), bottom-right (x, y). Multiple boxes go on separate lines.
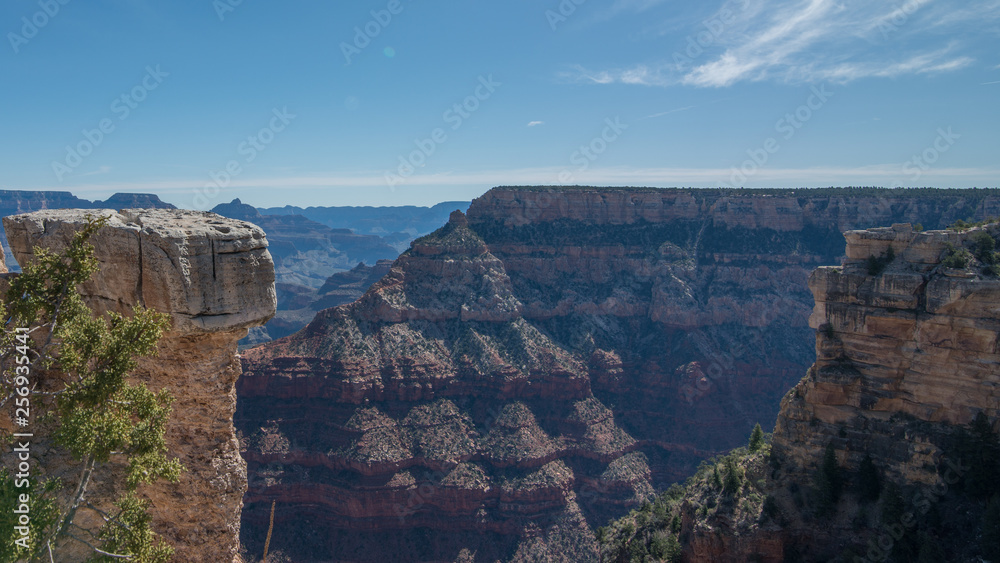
top-left (527, 121), bottom-right (545, 127)
top-left (563, 0), bottom-right (995, 87)
top-left (780, 47), bottom-right (974, 84)
top-left (81, 165), bottom-right (112, 177)
top-left (643, 106), bottom-right (696, 119)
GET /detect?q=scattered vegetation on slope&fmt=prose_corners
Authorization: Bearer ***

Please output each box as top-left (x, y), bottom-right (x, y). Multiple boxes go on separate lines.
top-left (940, 224), bottom-right (1000, 276)
top-left (598, 412), bottom-right (1000, 562)
top-left (866, 246), bottom-right (896, 276)
top-left (598, 425), bottom-right (775, 562)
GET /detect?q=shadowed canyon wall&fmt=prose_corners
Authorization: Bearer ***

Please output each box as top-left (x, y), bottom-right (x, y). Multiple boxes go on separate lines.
top-left (237, 187), bottom-right (1000, 562)
top-left (657, 221), bottom-right (1000, 561)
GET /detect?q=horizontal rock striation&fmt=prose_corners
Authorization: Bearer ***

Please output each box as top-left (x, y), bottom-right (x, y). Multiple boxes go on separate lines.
top-left (239, 187), bottom-right (1000, 562)
top-left (599, 220), bottom-right (1000, 562)
top-left (669, 221), bottom-right (1000, 561)
top-left (4, 209), bottom-right (276, 563)
top-left (240, 211), bottom-right (651, 561)
top-left (774, 222), bottom-right (1000, 485)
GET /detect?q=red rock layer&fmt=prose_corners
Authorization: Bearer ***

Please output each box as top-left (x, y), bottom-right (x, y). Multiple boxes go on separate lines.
top-left (239, 188), bottom-right (1000, 562)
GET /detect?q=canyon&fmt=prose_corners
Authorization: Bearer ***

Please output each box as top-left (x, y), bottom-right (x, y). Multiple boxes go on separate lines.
top-left (237, 187), bottom-right (1000, 561)
top-left (2, 187), bottom-right (997, 560)
top-left (209, 199), bottom-right (402, 344)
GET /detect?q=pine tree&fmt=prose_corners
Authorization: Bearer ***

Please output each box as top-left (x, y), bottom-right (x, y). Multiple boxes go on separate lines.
top-left (748, 423), bottom-right (765, 453)
top-left (815, 443), bottom-right (842, 515)
top-left (967, 412), bottom-right (1000, 497)
top-left (0, 216), bottom-right (181, 561)
top-left (857, 454), bottom-right (881, 503)
top-left (723, 457), bottom-right (743, 496)
top-left (663, 533), bottom-right (682, 563)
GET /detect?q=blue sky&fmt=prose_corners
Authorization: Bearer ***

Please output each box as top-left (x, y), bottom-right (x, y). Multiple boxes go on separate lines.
top-left (1, 0), bottom-right (998, 208)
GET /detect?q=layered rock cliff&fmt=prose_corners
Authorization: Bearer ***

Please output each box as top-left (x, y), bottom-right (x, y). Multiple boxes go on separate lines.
top-left (600, 220), bottom-right (1000, 562)
top-left (762, 221), bottom-right (1000, 559)
top-left (3, 209), bottom-right (276, 562)
top-left (240, 211), bottom-right (652, 561)
top-left (238, 187), bottom-right (1000, 562)
top-left (775, 223), bottom-right (1000, 480)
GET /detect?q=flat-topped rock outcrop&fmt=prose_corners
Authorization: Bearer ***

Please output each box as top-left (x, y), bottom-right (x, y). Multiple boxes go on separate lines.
top-left (3, 208), bottom-right (276, 563)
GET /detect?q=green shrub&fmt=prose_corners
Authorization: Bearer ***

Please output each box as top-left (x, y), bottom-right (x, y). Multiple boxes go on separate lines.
top-left (821, 323), bottom-right (836, 339)
top-left (949, 218), bottom-right (974, 231)
top-left (723, 457), bottom-right (743, 496)
top-left (972, 231), bottom-right (997, 263)
top-left (712, 465), bottom-right (723, 490)
top-left (957, 412), bottom-right (1000, 497)
top-left (942, 244), bottom-right (973, 269)
top-left (867, 246), bottom-right (895, 275)
top-left (949, 217), bottom-right (998, 231)
top-left (762, 495), bottom-right (779, 521)
top-left (670, 513), bottom-right (681, 534)
top-left (650, 532), bottom-right (682, 562)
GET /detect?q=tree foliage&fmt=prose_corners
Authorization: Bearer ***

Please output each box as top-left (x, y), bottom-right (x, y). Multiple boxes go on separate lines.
top-left (748, 423), bottom-right (765, 453)
top-left (814, 443), bottom-right (842, 515)
top-left (857, 454), bottom-right (881, 503)
top-left (953, 412), bottom-right (1000, 498)
top-left (722, 457), bottom-right (743, 496)
top-left (0, 216), bottom-right (181, 562)
top-left (866, 246), bottom-right (895, 276)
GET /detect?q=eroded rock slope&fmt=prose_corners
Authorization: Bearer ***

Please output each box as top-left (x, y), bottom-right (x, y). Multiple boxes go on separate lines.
top-left (238, 187), bottom-right (1000, 562)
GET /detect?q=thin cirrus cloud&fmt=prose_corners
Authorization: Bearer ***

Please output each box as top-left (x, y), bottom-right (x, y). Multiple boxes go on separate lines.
top-left (562, 0), bottom-right (996, 88)
top-left (42, 164), bottom-right (1000, 200)
top-left (80, 166), bottom-right (113, 177)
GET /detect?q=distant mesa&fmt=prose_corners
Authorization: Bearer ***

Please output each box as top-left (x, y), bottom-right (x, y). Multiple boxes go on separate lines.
top-left (96, 192), bottom-right (175, 209)
top-left (211, 198), bottom-right (264, 222)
